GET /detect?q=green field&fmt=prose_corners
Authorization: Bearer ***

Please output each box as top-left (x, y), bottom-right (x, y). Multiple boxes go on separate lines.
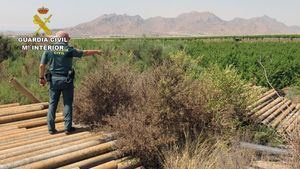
top-left (0, 36), bottom-right (299, 104)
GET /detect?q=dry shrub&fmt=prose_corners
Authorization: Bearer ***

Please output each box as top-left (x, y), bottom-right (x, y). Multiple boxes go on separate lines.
top-left (73, 62), bottom-right (136, 127)
top-left (161, 135), bottom-right (255, 169)
top-left (74, 53), bottom-right (258, 167)
top-left (106, 61), bottom-right (256, 167)
top-left (106, 62), bottom-right (209, 166)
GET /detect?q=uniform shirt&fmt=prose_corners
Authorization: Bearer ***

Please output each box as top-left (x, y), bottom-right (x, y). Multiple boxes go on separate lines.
top-left (40, 42), bottom-right (84, 75)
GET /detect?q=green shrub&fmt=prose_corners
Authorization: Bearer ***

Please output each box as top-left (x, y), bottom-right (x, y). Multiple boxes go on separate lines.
top-left (0, 36), bottom-right (14, 62)
top-left (0, 36), bottom-right (24, 63)
top-left (121, 39), bottom-right (172, 71)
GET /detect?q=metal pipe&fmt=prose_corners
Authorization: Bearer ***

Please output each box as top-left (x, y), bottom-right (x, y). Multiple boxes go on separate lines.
top-left (248, 89), bottom-right (276, 110)
top-left (284, 109), bottom-right (300, 131)
top-left (1, 139), bottom-right (114, 169)
top-left (249, 99), bottom-right (272, 115)
top-left (118, 159), bottom-right (141, 169)
top-left (0, 112), bottom-right (62, 129)
top-left (271, 103), bottom-right (296, 128)
top-left (17, 116), bottom-right (64, 129)
top-left (0, 103), bottom-right (48, 117)
top-left (91, 160), bottom-right (117, 169)
top-left (278, 112), bottom-right (298, 133)
top-left (0, 132), bottom-right (92, 160)
top-left (18, 141), bottom-right (116, 169)
top-left (91, 157), bottom-right (132, 169)
top-left (262, 100), bottom-right (291, 124)
top-left (0, 128), bottom-right (27, 139)
top-left (0, 109), bottom-right (48, 124)
top-left (59, 151), bottom-right (121, 169)
top-left (252, 97), bottom-right (283, 118)
top-left (0, 125), bottom-right (65, 151)
top-left (0, 135), bottom-right (102, 164)
top-left (0, 103), bottom-right (20, 109)
top-left (239, 142), bottom-right (290, 155)
top-left (286, 116), bottom-right (300, 133)
top-left (0, 122), bottom-right (64, 144)
top-left (258, 99), bottom-right (288, 121)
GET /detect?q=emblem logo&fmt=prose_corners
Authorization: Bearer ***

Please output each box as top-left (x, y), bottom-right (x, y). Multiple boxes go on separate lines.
top-left (33, 6), bottom-right (52, 36)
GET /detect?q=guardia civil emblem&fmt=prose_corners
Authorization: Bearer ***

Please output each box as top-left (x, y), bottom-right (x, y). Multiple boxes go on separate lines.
top-left (33, 6), bottom-right (53, 36)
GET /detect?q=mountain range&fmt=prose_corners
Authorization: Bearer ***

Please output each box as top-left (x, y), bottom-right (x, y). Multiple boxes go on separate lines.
top-left (63, 11), bottom-right (300, 37)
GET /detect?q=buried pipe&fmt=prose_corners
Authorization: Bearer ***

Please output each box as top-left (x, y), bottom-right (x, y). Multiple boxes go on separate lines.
top-left (9, 77), bottom-right (42, 104)
top-left (239, 142), bottom-right (291, 155)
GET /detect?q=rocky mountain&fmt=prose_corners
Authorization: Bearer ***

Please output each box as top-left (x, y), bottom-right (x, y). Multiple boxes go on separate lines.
top-left (63, 11), bottom-right (300, 37)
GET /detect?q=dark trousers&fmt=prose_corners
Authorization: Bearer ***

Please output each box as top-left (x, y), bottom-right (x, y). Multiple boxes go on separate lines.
top-left (47, 76), bottom-right (74, 131)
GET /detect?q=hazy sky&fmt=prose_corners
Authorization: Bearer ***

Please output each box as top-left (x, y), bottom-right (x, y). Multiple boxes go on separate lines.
top-left (0, 0), bottom-right (299, 31)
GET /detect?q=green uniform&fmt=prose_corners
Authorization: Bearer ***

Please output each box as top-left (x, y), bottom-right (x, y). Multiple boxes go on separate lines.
top-left (40, 42), bottom-right (83, 132)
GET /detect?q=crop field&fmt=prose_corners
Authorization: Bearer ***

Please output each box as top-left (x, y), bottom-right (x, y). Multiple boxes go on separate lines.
top-left (0, 35), bottom-right (300, 168)
top-left (1, 36), bottom-right (300, 104)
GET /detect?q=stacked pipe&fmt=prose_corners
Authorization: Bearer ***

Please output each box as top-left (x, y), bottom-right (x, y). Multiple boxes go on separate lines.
top-left (0, 103), bottom-right (142, 169)
top-left (248, 89), bottom-right (300, 135)
top-left (0, 103), bottom-right (20, 109)
top-left (0, 102), bottom-right (49, 125)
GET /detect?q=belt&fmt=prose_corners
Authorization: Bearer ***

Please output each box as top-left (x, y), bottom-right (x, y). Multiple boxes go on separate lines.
top-left (51, 72), bottom-right (68, 77)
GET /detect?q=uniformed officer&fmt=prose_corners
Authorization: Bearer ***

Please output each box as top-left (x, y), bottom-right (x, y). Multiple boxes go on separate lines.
top-left (39, 31), bottom-right (102, 134)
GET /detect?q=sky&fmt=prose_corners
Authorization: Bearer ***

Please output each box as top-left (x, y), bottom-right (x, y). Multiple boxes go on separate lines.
top-left (0, 0), bottom-right (299, 31)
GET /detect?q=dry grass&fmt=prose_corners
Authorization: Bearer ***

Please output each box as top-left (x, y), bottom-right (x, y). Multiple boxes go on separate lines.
top-left (161, 135), bottom-right (256, 169)
top-left (288, 125), bottom-right (300, 168)
top-left (283, 87), bottom-right (300, 104)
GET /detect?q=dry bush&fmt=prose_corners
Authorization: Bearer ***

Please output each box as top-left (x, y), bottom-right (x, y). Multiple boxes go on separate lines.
top-left (106, 62), bottom-right (210, 166)
top-left (73, 62), bottom-right (137, 127)
top-left (74, 53), bottom-right (258, 167)
top-left (105, 61), bottom-right (256, 167)
top-left (161, 135), bottom-right (255, 169)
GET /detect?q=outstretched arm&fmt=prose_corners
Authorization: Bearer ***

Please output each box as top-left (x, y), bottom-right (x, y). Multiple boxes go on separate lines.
top-left (83, 50), bottom-right (102, 56)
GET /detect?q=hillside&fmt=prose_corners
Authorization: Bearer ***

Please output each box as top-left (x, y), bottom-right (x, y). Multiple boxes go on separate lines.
top-left (63, 11), bottom-right (300, 37)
